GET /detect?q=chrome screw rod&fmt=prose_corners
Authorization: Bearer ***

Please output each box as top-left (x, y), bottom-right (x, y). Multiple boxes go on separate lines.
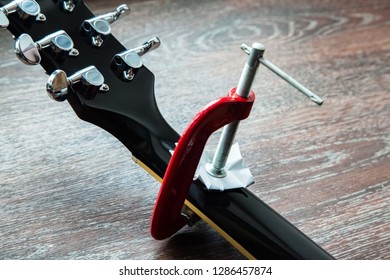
top-left (206, 43), bottom-right (324, 178)
top-left (206, 43), bottom-right (264, 178)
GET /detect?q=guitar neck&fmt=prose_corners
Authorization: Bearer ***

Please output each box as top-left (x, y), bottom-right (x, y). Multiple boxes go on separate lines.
top-left (0, 0), bottom-right (334, 259)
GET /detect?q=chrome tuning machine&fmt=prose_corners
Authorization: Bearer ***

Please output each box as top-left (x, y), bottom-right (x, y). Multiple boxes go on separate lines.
top-left (15, 30), bottom-right (78, 65)
top-left (46, 66), bottom-right (109, 101)
top-left (0, 0), bottom-right (45, 29)
top-left (82, 4), bottom-right (129, 47)
top-left (112, 37), bottom-right (161, 81)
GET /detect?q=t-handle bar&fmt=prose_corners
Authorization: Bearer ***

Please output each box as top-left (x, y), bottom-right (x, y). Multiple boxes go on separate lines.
top-left (241, 43), bottom-right (324, 105)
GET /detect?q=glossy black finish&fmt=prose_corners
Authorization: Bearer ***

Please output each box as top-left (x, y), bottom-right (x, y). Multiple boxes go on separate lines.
top-left (1, 0), bottom-right (334, 259)
top-left (4, 0), bottom-right (178, 178)
top-left (189, 181), bottom-right (334, 259)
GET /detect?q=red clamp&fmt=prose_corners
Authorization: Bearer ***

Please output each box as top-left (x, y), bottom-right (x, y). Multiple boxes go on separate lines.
top-left (151, 87), bottom-right (255, 240)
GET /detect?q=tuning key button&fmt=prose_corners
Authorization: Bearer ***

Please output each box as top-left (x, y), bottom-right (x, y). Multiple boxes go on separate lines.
top-left (82, 4), bottom-right (129, 47)
top-left (132, 37), bottom-right (161, 56)
top-left (46, 69), bottom-right (69, 101)
top-left (14, 33), bottom-right (40, 64)
top-left (47, 66), bottom-right (108, 101)
top-left (0, 0), bottom-right (45, 29)
top-left (0, 9), bottom-right (9, 29)
top-left (15, 30), bottom-right (78, 65)
top-left (113, 37), bottom-right (161, 81)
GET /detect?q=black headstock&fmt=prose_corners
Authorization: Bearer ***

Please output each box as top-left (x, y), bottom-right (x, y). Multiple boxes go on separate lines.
top-left (0, 0), bottom-right (179, 177)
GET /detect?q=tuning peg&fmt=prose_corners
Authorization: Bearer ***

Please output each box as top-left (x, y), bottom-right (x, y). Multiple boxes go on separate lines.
top-left (0, 0), bottom-right (46, 29)
top-left (82, 4), bottom-right (130, 47)
top-left (14, 30), bottom-right (78, 65)
top-left (112, 37), bottom-right (161, 81)
top-left (47, 66), bottom-right (109, 101)
top-left (131, 37), bottom-right (161, 56)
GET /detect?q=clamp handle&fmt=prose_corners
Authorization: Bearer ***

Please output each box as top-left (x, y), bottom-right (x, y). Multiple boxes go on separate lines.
top-left (241, 44), bottom-right (323, 105)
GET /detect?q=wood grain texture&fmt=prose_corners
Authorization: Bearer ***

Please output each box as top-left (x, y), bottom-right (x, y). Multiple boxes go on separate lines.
top-left (0, 0), bottom-right (389, 259)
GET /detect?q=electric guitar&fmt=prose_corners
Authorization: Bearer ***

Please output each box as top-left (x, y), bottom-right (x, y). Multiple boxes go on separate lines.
top-left (0, 0), bottom-right (334, 259)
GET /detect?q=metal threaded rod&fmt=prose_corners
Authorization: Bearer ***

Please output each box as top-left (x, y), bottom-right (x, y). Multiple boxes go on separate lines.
top-left (206, 43), bottom-right (264, 178)
top-left (206, 120), bottom-right (240, 177)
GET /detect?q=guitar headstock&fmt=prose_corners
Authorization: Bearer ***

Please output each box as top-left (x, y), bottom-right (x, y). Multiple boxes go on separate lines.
top-left (0, 0), bottom-right (179, 177)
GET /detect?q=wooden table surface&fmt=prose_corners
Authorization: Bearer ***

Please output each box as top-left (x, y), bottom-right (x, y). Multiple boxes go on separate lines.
top-left (0, 0), bottom-right (389, 260)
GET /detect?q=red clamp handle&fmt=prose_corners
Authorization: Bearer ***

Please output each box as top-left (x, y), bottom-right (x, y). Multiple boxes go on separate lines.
top-left (151, 87), bottom-right (255, 240)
